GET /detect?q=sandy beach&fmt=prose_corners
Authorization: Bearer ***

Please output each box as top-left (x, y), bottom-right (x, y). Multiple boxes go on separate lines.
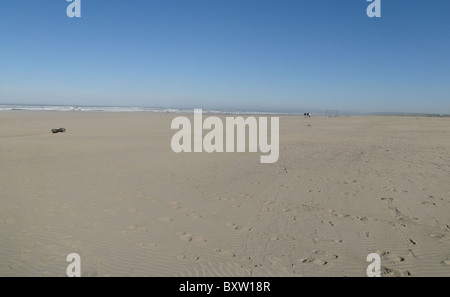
top-left (0, 111), bottom-right (449, 277)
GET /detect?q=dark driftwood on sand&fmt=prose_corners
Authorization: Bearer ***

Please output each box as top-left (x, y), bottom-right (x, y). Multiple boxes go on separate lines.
top-left (52, 128), bottom-right (66, 134)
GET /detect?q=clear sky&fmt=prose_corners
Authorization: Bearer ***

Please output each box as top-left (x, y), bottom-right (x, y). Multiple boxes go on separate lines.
top-left (1, 0), bottom-right (449, 114)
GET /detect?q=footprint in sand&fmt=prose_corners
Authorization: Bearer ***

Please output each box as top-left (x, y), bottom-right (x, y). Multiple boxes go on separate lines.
top-left (264, 200), bottom-right (277, 206)
top-left (239, 193), bottom-right (253, 199)
top-left (381, 267), bottom-right (411, 277)
top-left (407, 249), bottom-right (418, 259)
top-left (299, 257), bottom-right (328, 266)
top-left (360, 231), bottom-right (370, 238)
top-left (336, 213), bottom-right (351, 219)
top-left (388, 206), bottom-right (403, 216)
top-left (388, 206), bottom-right (418, 223)
top-left (171, 201), bottom-right (182, 210)
top-left (429, 233), bottom-right (446, 242)
top-left (171, 201), bottom-right (202, 219)
top-left (227, 222), bottom-right (252, 232)
top-left (299, 250), bottom-right (339, 266)
top-left (177, 254), bottom-right (186, 260)
top-left (342, 179), bottom-right (358, 185)
top-left (178, 232), bottom-right (193, 242)
top-left (441, 256), bottom-right (450, 266)
top-left (119, 224), bottom-right (148, 235)
top-left (421, 201), bottom-right (437, 206)
top-left (321, 220), bottom-right (335, 227)
top-left (355, 216), bottom-right (369, 222)
top-left (326, 209), bottom-right (338, 216)
top-left (405, 238), bottom-right (417, 246)
top-left (213, 248), bottom-right (236, 258)
top-left (176, 232), bottom-right (207, 243)
top-left (376, 251), bottom-right (405, 265)
top-left (332, 211), bottom-right (371, 223)
top-left (178, 255), bottom-right (200, 262)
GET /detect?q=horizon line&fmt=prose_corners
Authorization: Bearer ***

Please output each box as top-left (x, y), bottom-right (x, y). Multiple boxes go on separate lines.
top-left (0, 103), bottom-right (449, 117)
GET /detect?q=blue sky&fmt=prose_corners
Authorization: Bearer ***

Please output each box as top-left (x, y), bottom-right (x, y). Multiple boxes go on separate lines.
top-left (1, 0), bottom-right (449, 114)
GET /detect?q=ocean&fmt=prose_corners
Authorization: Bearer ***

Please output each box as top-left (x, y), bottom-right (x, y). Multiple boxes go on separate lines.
top-left (0, 104), bottom-right (297, 116)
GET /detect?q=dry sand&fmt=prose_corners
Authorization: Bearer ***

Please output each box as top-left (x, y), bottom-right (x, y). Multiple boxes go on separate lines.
top-left (0, 111), bottom-right (449, 277)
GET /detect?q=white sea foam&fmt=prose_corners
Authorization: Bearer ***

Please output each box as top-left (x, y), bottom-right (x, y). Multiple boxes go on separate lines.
top-left (0, 105), bottom-right (293, 115)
